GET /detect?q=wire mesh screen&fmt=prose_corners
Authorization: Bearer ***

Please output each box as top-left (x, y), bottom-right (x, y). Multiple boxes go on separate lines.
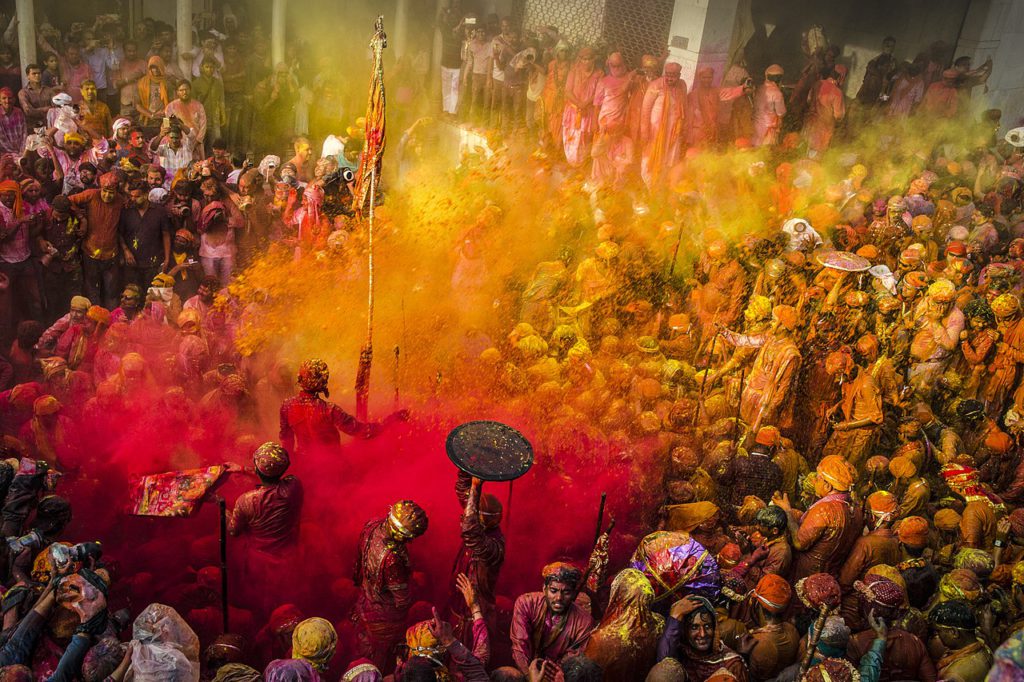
top-left (522, 0), bottom-right (606, 46)
top-left (602, 0), bottom-right (676, 68)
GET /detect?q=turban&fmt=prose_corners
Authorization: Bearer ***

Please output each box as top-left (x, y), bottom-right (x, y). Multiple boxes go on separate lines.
top-left (900, 248), bottom-right (922, 265)
top-left (803, 658), bottom-right (858, 682)
top-left (867, 491), bottom-right (897, 518)
top-left (51, 92), bottom-right (73, 106)
top-left (744, 295), bottom-right (772, 322)
top-left (866, 455), bottom-right (889, 475)
top-left (39, 356), bottom-right (68, 381)
top-left (33, 395), bottom-right (61, 416)
top-left (718, 543), bottom-right (741, 568)
top-left (755, 426), bottom-right (781, 447)
top-left (931, 599), bottom-right (978, 630)
top-left (865, 566), bottom-right (906, 595)
top-left (112, 117), bottom-right (132, 133)
top-left (264, 659), bottom-right (319, 682)
top-left (99, 172), bottom-right (119, 189)
top-left (927, 278), bottom-right (956, 302)
top-left (816, 455), bottom-right (853, 491)
top-left (541, 562), bottom-right (583, 589)
top-left (934, 508), bottom-right (962, 531)
top-left (939, 568), bottom-right (983, 603)
top-left (903, 271), bottom-right (928, 289)
top-left (87, 305), bottom-right (110, 325)
top-left (267, 604), bottom-right (304, 635)
top-left (341, 659), bottom-right (382, 681)
top-left (595, 240), bottom-right (619, 259)
top-left (765, 64), bottom-right (784, 76)
top-left (253, 442), bottom-right (289, 478)
top-left (1013, 562), bottom-right (1024, 586)
top-left (666, 501), bottom-right (719, 532)
top-left (946, 240), bottom-right (968, 256)
top-left (736, 495), bottom-right (766, 524)
top-left (63, 131), bottom-right (85, 144)
top-left (889, 456), bottom-right (917, 480)
top-left (647, 658), bottom-right (687, 682)
top-left (291, 617), bottom-right (337, 672)
top-left (70, 295), bottom-right (91, 311)
top-left (18, 178), bottom-right (39, 195)
top-left (8, 382), bottom-right (42, 408)
top-left (387, 500), bottom-right (428, 540)
top-left (753, 574), bottom-right (791, 613)
top-left (796, 573), bottom-right (841, 609)
top-left (177, 309), bottom-right (201, 333)
top-left (772, 304), bottom-right (798, 331)
top-left (953, 548), bottom-right (994, 577)
top-left (405, 620), bottom-right (440, 657)
top-left (297, 358), bottom-right (329, 395)
top-left (854, 575), bottom-right (905, 608)
top-left (897, 516), bottom-right (929, 548)
top-left (212, 664), bottom-right (261, 682)
top-left (1010, 508), bottom-right (1024, 537)
top-left (992, 293), bottom-right (1021, 318)
top-left (854, 245), bottom-right (878, 260)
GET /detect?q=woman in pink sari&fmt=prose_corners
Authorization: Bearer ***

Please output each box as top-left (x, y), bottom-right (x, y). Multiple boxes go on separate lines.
top-left (561, 48), bottom-right (603, 168)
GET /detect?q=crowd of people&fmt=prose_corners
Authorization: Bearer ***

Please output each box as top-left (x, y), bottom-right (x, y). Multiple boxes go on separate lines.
top-left (0, 4), bottom-right (1021, 682)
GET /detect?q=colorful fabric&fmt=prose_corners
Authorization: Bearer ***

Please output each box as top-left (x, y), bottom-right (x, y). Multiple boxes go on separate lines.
top-left (129, 466), bottom-right (225, 517)
top-left (292, 617), bottom-right (337, 672)
top-left (629, 531), bottom-right (720, 602)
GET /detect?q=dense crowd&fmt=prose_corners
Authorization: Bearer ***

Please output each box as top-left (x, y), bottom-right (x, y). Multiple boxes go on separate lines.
top-left (0, 4), bottom-right (1021, 682)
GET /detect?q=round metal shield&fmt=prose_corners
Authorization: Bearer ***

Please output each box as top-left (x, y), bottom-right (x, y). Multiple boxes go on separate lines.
top-left (446, 421), bottom-right (534, 481)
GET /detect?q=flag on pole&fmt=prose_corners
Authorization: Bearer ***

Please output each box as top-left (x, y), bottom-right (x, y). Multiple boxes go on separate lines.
top-left (129, 465), bottom-right (225, 517)
top-left (351, 16), bottom-right (388, 215)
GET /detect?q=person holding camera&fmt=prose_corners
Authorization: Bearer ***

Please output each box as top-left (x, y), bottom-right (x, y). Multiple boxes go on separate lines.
top-left (149, 118), bottom-right (194, 186)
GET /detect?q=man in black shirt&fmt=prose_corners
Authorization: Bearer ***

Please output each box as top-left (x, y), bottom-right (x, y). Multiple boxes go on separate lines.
top-left (119, 179), bottom-right (172, 291)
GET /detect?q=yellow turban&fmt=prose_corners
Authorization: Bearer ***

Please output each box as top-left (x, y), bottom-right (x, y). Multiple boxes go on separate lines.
top-left (665, 501), bottom-right (720, 532)
top-left (889, 456), bottom-right (917, 480)
top-left (291, 617), bottom-right (337, 672)
top-left (934, 508), bottom-right (962, 531)
top-left (33, 395), bottom-right (61, 416)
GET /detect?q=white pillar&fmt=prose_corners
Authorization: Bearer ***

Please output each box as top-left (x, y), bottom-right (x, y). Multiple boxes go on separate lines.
top-left (394, 0), bottom-right (410, 58)
top-left (15, 0), bottom-right (34, 78)
top-left (666, 0), bottom-right (742, 85)
top-left (272, 0), bottom-right (287, 67)
top-left (176, 0), bottom-right (192, 76)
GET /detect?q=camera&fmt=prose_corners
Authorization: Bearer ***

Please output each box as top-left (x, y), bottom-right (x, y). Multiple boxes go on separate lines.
top-left (49, 541), bottom-right (102, 572)
top-left (341, 168), bottom-right (355, 183)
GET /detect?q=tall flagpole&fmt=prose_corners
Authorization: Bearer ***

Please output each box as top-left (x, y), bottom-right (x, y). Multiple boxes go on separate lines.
top-left (353, 17), bottom-right (387, 422)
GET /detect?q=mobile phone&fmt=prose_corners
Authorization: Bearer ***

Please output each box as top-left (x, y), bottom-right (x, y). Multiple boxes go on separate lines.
top-left (162, 116), bottom-right (170, 129)
top-left (465, 17), bottom-right (476, 25)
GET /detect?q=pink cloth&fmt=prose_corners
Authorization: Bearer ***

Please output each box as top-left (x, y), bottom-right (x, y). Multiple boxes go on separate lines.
top-left (804, 78), bottom-right (846, 154)
top-left (753, 81), bottom-right (786, 146)
top-left (639, 76), bottom-right (687, 189)
top-left (888, 74), bottom-right (925, 118)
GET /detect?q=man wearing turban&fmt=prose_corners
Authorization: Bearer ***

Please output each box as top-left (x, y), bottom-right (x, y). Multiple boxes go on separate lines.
top-left (772, 455), bottom-right (859, 580)
top-left (908, 278), bottom-right (965, 400)
top-left (930, 600), bottom-right (993, 682)
top-left (510, 563), bottom-right (594, 674)
top-left (838, 491), bottom-right (900, 628)
top-left (889, 456), bottom-right (930, 519)
top-left (279, 358), bottom-right (409, 457)
top-left (735, 305), bottom-right (802, 433)
top-left (821, 345), bottom-right (883, 471)
top-left (747, 574), bottom-right (798, 679)
top-left (980, 293), bottom-right (1024, 420)
top-left (896, 516), bottom-right (939, 610)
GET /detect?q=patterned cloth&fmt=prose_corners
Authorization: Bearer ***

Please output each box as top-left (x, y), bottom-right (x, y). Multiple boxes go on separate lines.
top-left (129, 465), bottom-right (225, 516)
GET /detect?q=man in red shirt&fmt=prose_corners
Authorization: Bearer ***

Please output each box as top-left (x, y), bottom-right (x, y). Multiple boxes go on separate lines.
top-left (70, 172), bottom-right (125, 309)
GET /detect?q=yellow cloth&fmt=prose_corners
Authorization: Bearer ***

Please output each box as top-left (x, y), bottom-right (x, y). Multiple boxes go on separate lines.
top-left (291, 617), bottom-right (337, 672)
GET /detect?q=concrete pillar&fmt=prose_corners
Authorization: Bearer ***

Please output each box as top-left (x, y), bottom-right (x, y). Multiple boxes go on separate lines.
top-left (953, 0), bottom-right (1024, 132)
top-left (15, 0), bottom-right (34, 78)
top-left (666, 0), bottom-right (743, 85)
top-left (394, 0), bottom-right (410, 58)
top-left (272, 0), bottom-right (287, 66)
top-left (176, 0), bottom-right (192, 77)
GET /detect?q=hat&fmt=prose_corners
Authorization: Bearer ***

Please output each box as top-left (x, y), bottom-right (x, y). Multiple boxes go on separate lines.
top-left (753, 574), bottom-right (791, 613)
top-left (903, 271), bottom-right (929, 289)
top-left (992, 293), bottom-right (1021, 317)
top-left (253, 442), bottom-right (289, 478)
top-left (298, 358), bottom-right (330, 395)
top-left (51, 92), bottom-right (72, 106)
top-left (387, 500), bottom-right (428, 540)
top-left (897, 516), bottom-right (929, 548)
top-left (70, 295), bottom-right (91, 311)
top-left (867, 491), bottom-right (897, 516)
top-left (63, 131), bottom-right (85, 144)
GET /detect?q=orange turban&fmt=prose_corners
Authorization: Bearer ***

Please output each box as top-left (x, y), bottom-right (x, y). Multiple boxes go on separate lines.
top-left (753, 574), bottom-right (792, 613)
top-left (405, 620), bottom-right (441, 657)
top-left (772, 305), bottom-right (798, 331)
top-left (897, 516), bottom-right (929, 548)
top-left (934, 508), bottom-right (962, 531)
top-left (755, 426), bottom-right (781, 447)
top-left (33, 395), bottom-right (61, 416)
top-left (889, 456), bottom-right (917, 480)
top-left (867, 491), bottom-right (897, 515)
top-left (665, 501), bottom-right (719, 532)
top-left (866, 455), bottom-right (890, 474)
top-left (817, 455), bottom-right (853, 491)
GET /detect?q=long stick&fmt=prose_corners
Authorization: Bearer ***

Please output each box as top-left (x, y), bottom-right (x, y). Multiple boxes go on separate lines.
top-left (732, 368), bottom-right (745, 448)
top-left (594, 492), bottom-right (607, 545)
top-left (693, 332), bottom-right (719, 425)
top-left (800, 605), bottom-right (832, 675)
top-left (356, 164), bottom-right (377, 422)
top-left (218, 498), bottom-right (229, 633)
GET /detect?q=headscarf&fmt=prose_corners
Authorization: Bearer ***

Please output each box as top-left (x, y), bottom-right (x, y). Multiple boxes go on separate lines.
top-left (264, 659), bottom-right (321, 682)
top-left (131, 603), bottom-right (200, 682)
top-left (953, 548), bottom-right (995, 578)
top-left (803, 658), bottom-right (859, 682)
top-left (584, 569), bottom-right (664, 672)
top-left (138, 56), bottom-right (170, 114)
top-left (0, 179), bottom-right (22, 217)
top-left (291, 617), bottom-right (336, 672)
top-left (665, 501), bottom-right (719, 532)
top-left (212, 664), bottom-right (261, 682)
top-left (646, 658), bottom-right (686, 682)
